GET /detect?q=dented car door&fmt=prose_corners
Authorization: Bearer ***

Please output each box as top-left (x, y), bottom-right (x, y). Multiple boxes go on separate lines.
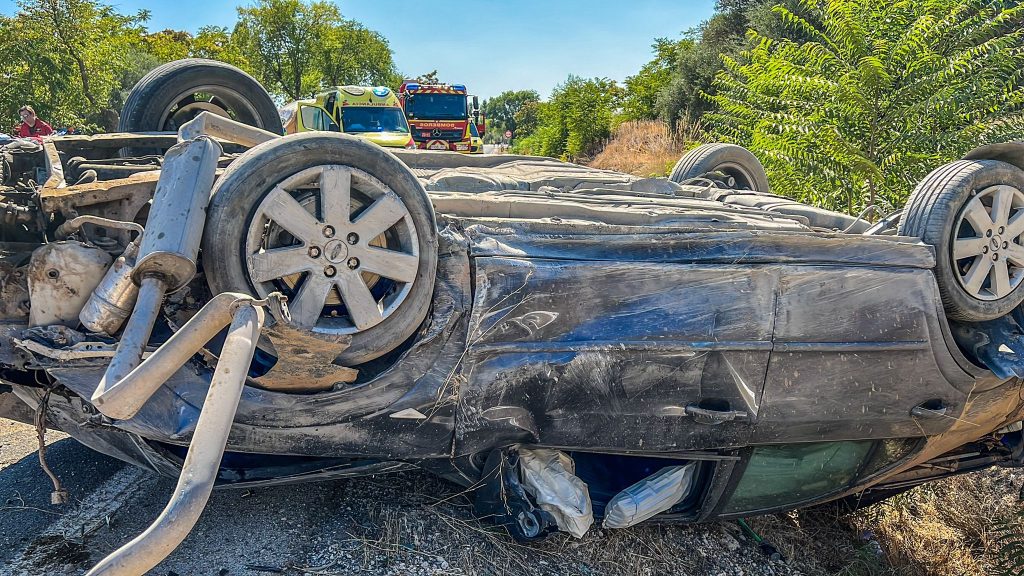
top-left (455, 257), bottom-right (777, 454)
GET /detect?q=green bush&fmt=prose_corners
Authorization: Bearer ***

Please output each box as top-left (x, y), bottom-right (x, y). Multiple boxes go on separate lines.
top-left (706, 0), bottom-right (1024, 214)
top-left (512, 76), bottom-right (622, 161)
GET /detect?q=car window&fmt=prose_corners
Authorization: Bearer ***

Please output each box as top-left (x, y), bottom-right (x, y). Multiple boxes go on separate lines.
top-left (469, 122), bottom-right (480, 138)
top-left (723, 441), bottom-right (874, 514)
top-left (300, 105), bottom-right (335, 132)
top-left (340, 107), bottom-right (409, 133)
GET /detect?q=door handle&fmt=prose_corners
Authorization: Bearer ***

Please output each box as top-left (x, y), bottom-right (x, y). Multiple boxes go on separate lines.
top-left (685, 403), bottom-right (749, 425)
top-left (911, 399), bottom-right (948, 419)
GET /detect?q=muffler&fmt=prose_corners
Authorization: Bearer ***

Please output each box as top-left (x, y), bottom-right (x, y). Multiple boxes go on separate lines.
top-left (91, 135), bottom-right (221, 414)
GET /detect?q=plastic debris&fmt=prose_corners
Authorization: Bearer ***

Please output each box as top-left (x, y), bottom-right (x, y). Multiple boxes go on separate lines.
top-left (518, 448), bottom-right (593, 538)
top-left (603, 463), bottom-right (695, 529)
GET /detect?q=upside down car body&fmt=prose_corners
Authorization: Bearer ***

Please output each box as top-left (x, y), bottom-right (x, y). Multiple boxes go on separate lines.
top-left (3, 59), bottom-right (1024, 574)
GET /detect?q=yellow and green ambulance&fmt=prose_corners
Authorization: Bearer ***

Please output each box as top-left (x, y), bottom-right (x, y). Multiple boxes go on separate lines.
top-left (281, 86), bottom-right (416, 149)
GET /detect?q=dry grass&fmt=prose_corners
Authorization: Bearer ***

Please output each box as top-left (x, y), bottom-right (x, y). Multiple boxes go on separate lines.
top-left (846, 468), bottom-right (1024, 575)
top-left (290, 467), bottom-right (1024, 575)
top-left (745, 467), bottom-right (1024, 576)
top-left (588, 120), bottom-right (703, 178)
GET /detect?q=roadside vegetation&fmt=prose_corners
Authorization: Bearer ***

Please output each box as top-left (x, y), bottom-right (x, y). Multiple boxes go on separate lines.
top-left (489, 0), bottom-right (1024, 217)
top-left (589, 120), bottom-right (696, 178)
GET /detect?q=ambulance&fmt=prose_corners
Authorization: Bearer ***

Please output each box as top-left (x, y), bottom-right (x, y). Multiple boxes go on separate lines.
top-left (281, 85), bottom-right (416, 149)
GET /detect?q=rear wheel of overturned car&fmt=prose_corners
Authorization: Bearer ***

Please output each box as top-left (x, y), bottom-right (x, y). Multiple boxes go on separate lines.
top-left (900, 159), bottom-right (1024, 322)
top-left (669, 143), bottom-right (771, 192)
top-left (203, 132), bottom-right (438, 366)
top-left (119, 58), bottom-right (282, 155)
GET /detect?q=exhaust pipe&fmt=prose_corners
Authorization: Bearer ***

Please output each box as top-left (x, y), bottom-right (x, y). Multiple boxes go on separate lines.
top-left (177, 111), bottom-right (280, 148)
top-left (85, 303), bottom-right (266, 576)
top-left (90, 292), bottom-right (279, 420)
top-left (80, 131), bottom-right (292, 575)
top-left (90, 135), bottom-right (221, 418)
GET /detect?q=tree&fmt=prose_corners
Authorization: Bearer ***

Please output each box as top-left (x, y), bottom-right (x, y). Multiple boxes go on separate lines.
top-left (1, 0), bottom-right (148, 130)
top-left (514, 76), bottom-right (622, 160)
top-left (482, 90), bottom-right (540, 142)
top-left (411, 70), bottom-right (440, 84)
top-left (622, 37), bottom-right (692, 122)
top-left (514, 100), bottom-right (541, 137)
top-left (318, 22), bottom-right (402, 90)
top-left (658, 5), bottom-right (757, 127)
top-left (657, 0), bottom-right (804, 127)
top-left (707, 0), bottom-right (1024, 214)
top-left (231, 0), bottom-right (398, 100)
top-left (143, 26), bottom-right (247, 66)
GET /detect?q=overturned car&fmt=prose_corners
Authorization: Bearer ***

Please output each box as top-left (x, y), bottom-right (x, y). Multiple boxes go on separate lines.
top-left (4, 59), bottom-right (1024, 574)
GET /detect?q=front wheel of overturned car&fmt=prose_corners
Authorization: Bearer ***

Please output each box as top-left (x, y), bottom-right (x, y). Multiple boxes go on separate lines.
top-left (668, 143), bottom-right (771, 192)
top-left (203, 132), bottom-right (438, 366)
top-left (900, 159), bottom-right (1024, 322)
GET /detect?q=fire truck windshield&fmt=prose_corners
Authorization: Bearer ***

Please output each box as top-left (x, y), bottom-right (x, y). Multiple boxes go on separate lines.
top-left (406, 93), bottom-right (468, 120)
top-left (340, 107), bottom-right (410, 133)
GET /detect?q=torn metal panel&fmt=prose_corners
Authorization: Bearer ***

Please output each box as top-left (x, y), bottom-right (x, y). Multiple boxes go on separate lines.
top-left (39, 170), bottom-right (160, 214)
top-left (251, 322), bottom-right (356, 392)
top-left (950, 313), bottom-right (1024, 381)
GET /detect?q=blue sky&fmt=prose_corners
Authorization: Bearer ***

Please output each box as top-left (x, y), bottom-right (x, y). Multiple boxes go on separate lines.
top-left (1, 0), bottom-right (716, 100)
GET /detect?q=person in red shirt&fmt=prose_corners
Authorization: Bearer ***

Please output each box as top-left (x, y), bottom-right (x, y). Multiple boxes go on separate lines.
top-left (16, 105), bottom-right (54, 140)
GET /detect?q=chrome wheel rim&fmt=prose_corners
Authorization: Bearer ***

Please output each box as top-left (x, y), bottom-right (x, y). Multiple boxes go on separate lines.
top-left (952, 184), bottom-right (1024, 301)
top-left (245, 165), bottom-right (420, 334)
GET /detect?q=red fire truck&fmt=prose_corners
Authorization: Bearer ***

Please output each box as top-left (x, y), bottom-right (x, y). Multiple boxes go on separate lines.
top-left (399, 82), bottom-right (485, 154)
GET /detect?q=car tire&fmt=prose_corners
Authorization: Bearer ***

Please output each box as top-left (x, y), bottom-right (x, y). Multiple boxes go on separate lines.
top-left (899, 159), bottom-right (1024, 322)
top-left (203, 132), bottom-right (438, 366)
top-left (669, 143), bottom-right (770, 192)
top-left (120, 58), bottom-right (282, 155)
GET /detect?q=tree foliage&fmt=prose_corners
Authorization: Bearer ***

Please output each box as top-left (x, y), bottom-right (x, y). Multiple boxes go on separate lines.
top-left (411, 70), bottom-right (440, 84)
top-left (0, 0), bottom-right (148, 131)
top-left (231, 0), bottom-right (399, 100)
top-left (656, 0), bottom-right (805, 127)
top-left (707, 0), bottom-right (1024, 213)
top-left (621, 38), bottom-right (693, 122)
top-left (144, 26), bottom-right (246, 65)
top-left (482, 89), bottom-right (540, 143)
top-left (514, 76), bottom-right (622, 160)
top-left (514, 100), bottom-right (541, 138)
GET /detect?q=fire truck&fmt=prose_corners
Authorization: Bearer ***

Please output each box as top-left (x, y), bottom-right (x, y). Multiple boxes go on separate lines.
top-left (399, 82), bottom-right (485, 154)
